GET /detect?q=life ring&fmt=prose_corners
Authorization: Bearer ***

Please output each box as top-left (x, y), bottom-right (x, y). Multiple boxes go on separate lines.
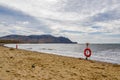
top-left (84, 48), bottom-right (92, 57)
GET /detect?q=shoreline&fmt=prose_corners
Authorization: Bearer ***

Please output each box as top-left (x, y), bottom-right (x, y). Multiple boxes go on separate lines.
top-left (5, 45), bottom-right (120, 65)
top-left (5, 43), bottom-right (120, 65)
top-left (0, 46), bottom-right (120, 80)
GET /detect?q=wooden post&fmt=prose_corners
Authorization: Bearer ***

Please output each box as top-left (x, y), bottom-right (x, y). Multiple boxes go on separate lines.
top-left (86, 43), bottom-right (89, 60)
top-left (16, 44), bottom-right (18, 49)
top-left (86, 43), bottom-right (89, 48)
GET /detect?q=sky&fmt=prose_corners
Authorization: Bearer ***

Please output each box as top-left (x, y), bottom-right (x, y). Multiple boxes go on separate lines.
top-left (0, 0), bottom-right (120, 43)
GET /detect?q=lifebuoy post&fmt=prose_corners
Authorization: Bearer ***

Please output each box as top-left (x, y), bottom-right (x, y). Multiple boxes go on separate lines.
top-left (84, 43), bottom-right (92, 60)
top-left (16, 44), bottom-right (18, 49)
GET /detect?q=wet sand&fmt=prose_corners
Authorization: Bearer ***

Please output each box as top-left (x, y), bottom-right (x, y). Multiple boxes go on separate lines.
top-left (0, 46), bottom-right (120, 80)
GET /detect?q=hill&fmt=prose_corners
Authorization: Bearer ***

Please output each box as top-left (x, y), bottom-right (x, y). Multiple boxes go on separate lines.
top-left (0, 35), bottom-right (77, 43)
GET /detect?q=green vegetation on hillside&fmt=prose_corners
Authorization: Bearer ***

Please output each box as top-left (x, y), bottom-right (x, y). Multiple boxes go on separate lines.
top-left (0, 40), bottom-right (20, 43)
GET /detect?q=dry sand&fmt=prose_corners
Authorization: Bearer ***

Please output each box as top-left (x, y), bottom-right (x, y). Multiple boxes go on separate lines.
top-left (0, 46), bottom-right (120, 80)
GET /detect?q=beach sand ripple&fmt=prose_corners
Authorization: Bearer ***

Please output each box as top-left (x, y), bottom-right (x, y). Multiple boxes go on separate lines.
top-left (0, 46), bottom-right (120, 80)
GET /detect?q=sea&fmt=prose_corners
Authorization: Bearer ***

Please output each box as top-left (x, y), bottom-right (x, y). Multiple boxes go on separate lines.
top-left (5, 44), bottom-right (120, 64)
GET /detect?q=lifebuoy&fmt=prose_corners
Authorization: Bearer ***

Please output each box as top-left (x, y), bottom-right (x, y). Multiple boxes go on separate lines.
top-left (84, 48), bottom-right (92, 57)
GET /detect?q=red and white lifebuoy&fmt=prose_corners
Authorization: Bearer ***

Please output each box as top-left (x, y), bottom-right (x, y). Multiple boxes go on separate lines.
top-left (84, 48), bottom-right (92, 57)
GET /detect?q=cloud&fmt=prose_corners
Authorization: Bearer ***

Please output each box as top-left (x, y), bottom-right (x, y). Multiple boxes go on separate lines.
top-left (91, 8), bottom-right (120, 22)
top-left (0, 5), bottom-right (52, 36)
top-left (0, 0), bottom-right (120, 43)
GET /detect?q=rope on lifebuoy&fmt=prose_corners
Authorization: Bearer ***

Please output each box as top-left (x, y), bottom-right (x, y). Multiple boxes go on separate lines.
top-left (84, 48), bottom-right (92, 57)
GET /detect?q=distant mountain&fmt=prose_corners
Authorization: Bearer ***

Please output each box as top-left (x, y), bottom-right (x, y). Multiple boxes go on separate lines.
top-left (0, 35), bottom-right (77, 43)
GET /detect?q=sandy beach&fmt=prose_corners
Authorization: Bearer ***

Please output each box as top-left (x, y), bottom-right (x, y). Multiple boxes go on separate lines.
top-left (0, 46), bottom-right (120, 80)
